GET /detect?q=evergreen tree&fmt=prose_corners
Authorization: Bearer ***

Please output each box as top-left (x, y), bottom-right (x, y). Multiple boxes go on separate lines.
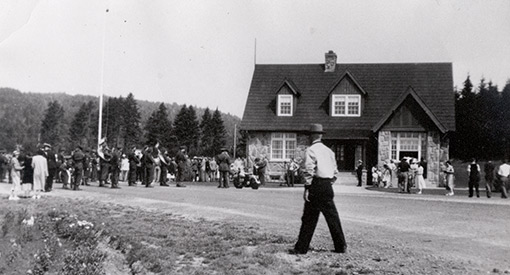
top-left (123, 93), bottom-right (142, 148)
top-left (69, 103), bottom-right (92, 147)
top-left (103, 97), bottom-right (125, 148)
top-left (210, 108), bottom-right (226, 156)
top-left (40, 100), bottom-right (65, 146)
top-left (173, 105), bottom-right (200, 155)
top-left (187, 105), bottom-right (201, 155)
top-left (199, 108), bottom-right (213, 155)
top-left (501, 80), bottom-right (510, 157)
top-left (144, 103), bottom-right (173, 148)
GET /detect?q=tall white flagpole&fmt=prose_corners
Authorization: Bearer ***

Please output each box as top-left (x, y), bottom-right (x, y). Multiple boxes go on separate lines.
top-left (98, 8), bottom-right (108, 149)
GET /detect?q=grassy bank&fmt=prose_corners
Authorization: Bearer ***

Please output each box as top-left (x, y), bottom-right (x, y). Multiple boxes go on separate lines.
top-left (0, 197), bottom-right (356, 275)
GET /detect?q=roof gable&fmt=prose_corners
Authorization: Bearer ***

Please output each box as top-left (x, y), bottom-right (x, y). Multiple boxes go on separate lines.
top-left (327, 71), bottom-right (367, 96)
top-left (275, 78), bottom-right (301, 97)
top-left (371, 86), bottom-right (447, 133)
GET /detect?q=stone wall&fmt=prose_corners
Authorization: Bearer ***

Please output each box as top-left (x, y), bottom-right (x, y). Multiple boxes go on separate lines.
top-left (376, 130), bottom-right (449, 187)
top-left (247, 132), bottom-right (308, 180)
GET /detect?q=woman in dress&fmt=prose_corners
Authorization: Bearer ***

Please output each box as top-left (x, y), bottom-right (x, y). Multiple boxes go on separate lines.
top-left (9, 150), bottom-right (24, 200)
top-left (32, 149), bottom-right (48, 199)
top-left (444, 160), bottom-right (455, 196)
top-left (416, 162), bottom-right (426, 194)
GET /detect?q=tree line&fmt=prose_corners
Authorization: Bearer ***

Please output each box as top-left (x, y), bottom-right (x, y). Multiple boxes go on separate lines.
top-left (0, 88), bottom-right (242, 157)
top-left (451, 76), bottom-right (510, 160)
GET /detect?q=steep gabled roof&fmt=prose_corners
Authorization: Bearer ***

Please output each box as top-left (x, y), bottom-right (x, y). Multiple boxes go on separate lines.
top-left (327, 70), bottom-right (367, 96)
top-left (371, 86), bottom-right (447, 133)
top-left (275, 78), bottom-right (301, 96)
top-left (240, 63), bottom-right (455, 138)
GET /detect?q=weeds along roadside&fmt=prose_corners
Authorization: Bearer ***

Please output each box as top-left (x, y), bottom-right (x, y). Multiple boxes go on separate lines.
top-left (1, 197), bottom-right (352, 275)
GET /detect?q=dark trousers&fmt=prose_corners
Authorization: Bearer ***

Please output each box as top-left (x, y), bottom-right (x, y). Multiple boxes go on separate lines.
top-left (295, 178), bottom-right (346, 253)
top-left (143, 165), bottom-right (154, 187)
top-left (160, 165), bottom-right (168, 185)
top-left (287, 171), bottom-right (295, 187)
top-left (128, 166), bottom-right (137, 185)
top-left (485, 177), bottom-right (494, 198)
top-left (219, 171), bottom-right (229, 187)
top-left (500, 176), bottom-right (509, 198)
top-left (111, 169), bottom-right (120, 188)
top-left (99, 164), bottom-right (110, 185)
top-left (73, 168), bottom-right (83, 190)
top-left (45, 168), bottom-right (57, 191)
top-left (468, 179), bottom-right (480, 197)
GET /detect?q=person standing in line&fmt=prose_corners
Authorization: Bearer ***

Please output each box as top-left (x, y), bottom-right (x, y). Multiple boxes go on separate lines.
top-left (127, 146), bottom-right (139, 186)
top-left (497, 159), bottom-right (510, 199)
top-left (59, 157), bottom-right (71, 189)
top-left (0, 149), bottom-right (8, 182)
top-left (209, 157), bottom-right (218, 181)
top-left (398, 158), bottom-right (411, 193)
top-left (43, 143), bottom-right (57, 192)
top-left (467, 158), bottom-right (481, 198)
top-left (415, 162), bottom-right (426, 194)
top-left (82, 148), bottom-right (91, 186)
top-left (90, 151), bottom-right (98, 182)
top-left (484, 160), bottom-right (495, 198)
top-left (356, 160), bottom-right (363, 187)
top-left (289, 124), bottom-right (347, 255)
top-left (175, 146), bottom-right (188, 187)
top-left (120, 153), bottom-right (129, 182)
top-left (110, 147), bottom-right (121, 189)
top-left (444, 160), bottom-right (455, 196)
top-left (98, 141), bottom-right (112, 187)
top-left (382, 163), bottom-right (392, 188)
top-left (71, 145), bottom-right (85, 191)
top-left (31, 149), bottom-right (48, 199)
top-left (159, 149), bottom-right (170, 186)
top-left (21, 152), bottom-right (34, 197)
top-left (287, 158), bottom-right (299, 187)
top-left (216, 148), bottom-right (231, 188)
top-left (255, 156), bottom-right (267, 186)
top-left (9, 150), bottom-right (24, 200)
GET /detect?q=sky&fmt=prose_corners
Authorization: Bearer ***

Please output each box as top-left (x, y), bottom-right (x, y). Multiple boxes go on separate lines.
top-left (1, 0), bottom-right (509, 118)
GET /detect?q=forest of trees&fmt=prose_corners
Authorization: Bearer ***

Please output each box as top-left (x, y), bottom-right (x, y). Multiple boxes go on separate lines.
top-left (451, 76), bottom-right (510, 160)
top-left (0, 88), bottom-right (242, 157)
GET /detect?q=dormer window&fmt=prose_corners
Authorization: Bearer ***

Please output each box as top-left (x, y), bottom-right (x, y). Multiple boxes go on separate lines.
top-left (278, 94), bottom-right (293, 116)
top-left (332, 95), bottom-right (360, 117)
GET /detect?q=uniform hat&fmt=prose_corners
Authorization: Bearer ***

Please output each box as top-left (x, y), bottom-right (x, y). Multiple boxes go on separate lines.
top-left (220, 147), bottom-right (228, 152)
top-left (308, 123), bottom-right (325, 134)
top-left (42, 143), bottom-right (52, 148)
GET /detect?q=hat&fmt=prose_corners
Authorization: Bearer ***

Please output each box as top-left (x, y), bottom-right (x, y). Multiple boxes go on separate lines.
top-left (42, 143), bottom-right (52, 148)
top-left (13, 150), bottom-right (20, 155)
top-left (220, 147), bottom-right (228, 152)
top-left (180, 145), bottom-right (187, 150)
top-left (308, 123), bottom-right (325, 134)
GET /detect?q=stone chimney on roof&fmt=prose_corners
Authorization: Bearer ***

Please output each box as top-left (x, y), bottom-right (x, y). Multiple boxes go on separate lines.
top-left (324, 50), bottom-right (337, 73)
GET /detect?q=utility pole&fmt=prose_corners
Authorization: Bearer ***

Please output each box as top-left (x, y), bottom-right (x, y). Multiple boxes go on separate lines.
top-left (233, 124), bottom-right (237, 159)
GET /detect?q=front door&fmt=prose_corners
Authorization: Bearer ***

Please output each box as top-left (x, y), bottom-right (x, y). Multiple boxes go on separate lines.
top-left (325, 140), bottom-right (359, 171)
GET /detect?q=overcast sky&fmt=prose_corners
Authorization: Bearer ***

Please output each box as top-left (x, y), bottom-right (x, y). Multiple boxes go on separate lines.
top-left (1, 0), bottom-right (509, 117)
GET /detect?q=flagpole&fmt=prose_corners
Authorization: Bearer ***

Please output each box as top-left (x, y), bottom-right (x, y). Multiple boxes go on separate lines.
top-left (98, 8), bottom-right (108, 149)
top-left (233, 124), bottom-right (237, 159)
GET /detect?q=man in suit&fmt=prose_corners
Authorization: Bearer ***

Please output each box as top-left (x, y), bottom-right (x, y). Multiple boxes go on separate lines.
top-left (175, 146), bottom-right (187, 187)
top-left (216, 147), bottom-right (231, 188)
top-left (289, 124), bottom-right (347, 255)
top-left (98, 141), bottom-right (112, 187)
top-left (127, 146), bottom-right (140, 186)
top-left (71, 145), bottom-right (85, 190)
top-left (43, 143), bottom-right (57, 192)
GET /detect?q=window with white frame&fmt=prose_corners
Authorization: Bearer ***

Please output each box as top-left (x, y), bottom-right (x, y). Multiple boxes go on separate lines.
top-left (331, 95), bottom-right (360, 116)
top-left (278, 95), bottom-right (293, 116)
top-left (390, 132), bottom-right (426, 160)
top-left (271, 133), bottom-right (296, 160)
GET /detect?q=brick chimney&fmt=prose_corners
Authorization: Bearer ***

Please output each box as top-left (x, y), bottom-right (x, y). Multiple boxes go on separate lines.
top-left (324, 50), bottom-right (337, 73)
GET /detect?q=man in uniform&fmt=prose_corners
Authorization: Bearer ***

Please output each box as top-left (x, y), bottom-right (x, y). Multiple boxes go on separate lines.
top-left (110, 147), bottom-right (121, 189)
top-left (216, 147), bottom-right (231, 188)
top-left (71, 145), bottom-right (85, 190)
top-left (98, 140), bottom-right (112, 187)
top-left (289, 124), bottom-right (347, 255)
top-left (43, 143), bottom-right (57, 192)
top-left (127, 146), bottom-right (140, 186)
top-left (175, 146), bottom-right (188, 187)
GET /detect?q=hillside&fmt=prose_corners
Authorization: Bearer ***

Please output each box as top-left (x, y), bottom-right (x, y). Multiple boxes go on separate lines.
top-left (0, 87), bottom-right (241, 152)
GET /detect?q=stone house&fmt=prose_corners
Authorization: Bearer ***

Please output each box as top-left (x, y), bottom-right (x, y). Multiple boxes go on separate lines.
top-left (240, 51), bottom-right (455, 186)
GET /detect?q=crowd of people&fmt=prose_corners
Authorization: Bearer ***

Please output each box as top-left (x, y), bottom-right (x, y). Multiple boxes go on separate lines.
top-left (0, 140), bottom-right (271, 200)
top-left (366, 156), bottom-right (510, 198)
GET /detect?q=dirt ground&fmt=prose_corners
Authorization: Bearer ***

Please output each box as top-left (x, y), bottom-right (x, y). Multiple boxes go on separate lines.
top-left (1, 181), bottom-right (510, 274)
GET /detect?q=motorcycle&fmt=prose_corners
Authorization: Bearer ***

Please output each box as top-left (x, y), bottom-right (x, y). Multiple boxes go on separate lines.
top-left (232, 168), bottom-right (260, 189)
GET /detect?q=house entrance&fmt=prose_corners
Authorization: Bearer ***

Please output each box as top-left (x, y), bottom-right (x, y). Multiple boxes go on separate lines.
top-left (324, 140), bottom-right (363, 171)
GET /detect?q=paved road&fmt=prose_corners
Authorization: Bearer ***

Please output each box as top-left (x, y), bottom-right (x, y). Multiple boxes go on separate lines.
top-left (2, 181), bottom-right (510, 271)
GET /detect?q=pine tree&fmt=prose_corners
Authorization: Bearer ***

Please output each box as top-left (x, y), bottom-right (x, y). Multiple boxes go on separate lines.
top-left (211, 108), bottom-right (226, 156)
top-left (501, 80), bottom-right (510, 158)
top-left (123, 93), bottom-right (142, 148)
top-left (69, 103), bottom-right (91, 147)
top-left (187, 106), bottom-right (201, 155)
top-left (200, 108), bottom-right (213, 155)
top-left (40, 100), bottom-right (65, 146)
top-left (144, 103), bottom-right (173, 148)
top-left (173, 105), bottom-right (200, 155)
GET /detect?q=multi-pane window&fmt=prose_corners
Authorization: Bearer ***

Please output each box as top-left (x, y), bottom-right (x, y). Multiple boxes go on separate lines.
top-left (390, 132), bottom-right (427, 160)
top-left (271, 133), bottom-right (296, 160)
top-left (332, 95), bottom-right (360, 116)
top-left (278, 95), bottom-right (292, 116)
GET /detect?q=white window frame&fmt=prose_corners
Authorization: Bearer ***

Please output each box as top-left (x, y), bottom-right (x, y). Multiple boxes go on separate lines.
top-left (270, 133), bottom-right (297, 161)
top-left (331, 95), bottom-right (360, 117)
top-left (277, 94), bottom-right (293, 116)
top-left (390, 132), bottom-right (426, 160)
